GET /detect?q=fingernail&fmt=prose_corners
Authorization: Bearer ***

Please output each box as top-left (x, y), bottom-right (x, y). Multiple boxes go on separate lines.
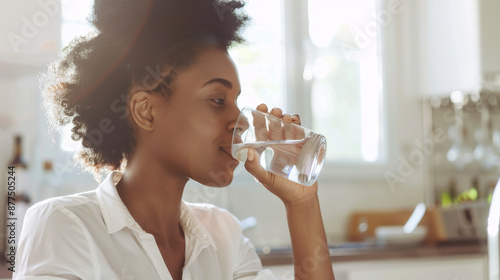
top-left (248, 149), bottom-right (254, 161)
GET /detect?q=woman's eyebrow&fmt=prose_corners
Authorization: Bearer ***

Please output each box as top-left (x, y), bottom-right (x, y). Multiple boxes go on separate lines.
top-left (202, 78), bottom-right (233, 89)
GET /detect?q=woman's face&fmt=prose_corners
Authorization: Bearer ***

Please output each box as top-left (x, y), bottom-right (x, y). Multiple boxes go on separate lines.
top-left (144, 46), bottom-right (242, 187)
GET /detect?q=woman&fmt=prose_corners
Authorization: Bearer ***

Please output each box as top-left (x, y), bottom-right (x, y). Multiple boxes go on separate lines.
top-left (15, 0), bottom-right (335, 279)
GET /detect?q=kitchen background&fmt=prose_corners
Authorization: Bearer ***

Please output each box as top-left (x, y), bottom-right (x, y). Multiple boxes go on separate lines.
top-left (1, 0), bottom-right (500, 278)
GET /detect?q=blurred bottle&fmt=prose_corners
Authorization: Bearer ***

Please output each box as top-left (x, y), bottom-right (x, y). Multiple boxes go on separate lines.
top-left (470, 176), bottom-right (479, 201)
top-left (9, 135), bottom-right (31, 202)
top-left (36, 160), bottom-right (60, 202)
top-left (10, 135), bottom-right (27, 168)
top-left (441, 177), bottom-right (457, 208)
top-left (434, 185), bottom-right (443, 206)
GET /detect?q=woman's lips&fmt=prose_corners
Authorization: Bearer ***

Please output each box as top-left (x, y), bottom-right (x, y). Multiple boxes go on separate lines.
top-left (220, 146), bottom-right (238, 161)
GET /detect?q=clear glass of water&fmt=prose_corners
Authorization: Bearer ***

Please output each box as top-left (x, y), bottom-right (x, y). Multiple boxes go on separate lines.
top-left (231, 107), bottom-right (327, 186)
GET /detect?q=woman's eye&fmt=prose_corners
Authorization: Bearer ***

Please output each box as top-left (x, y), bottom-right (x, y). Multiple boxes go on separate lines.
top-left (212, 99), bottom-right (225, 105)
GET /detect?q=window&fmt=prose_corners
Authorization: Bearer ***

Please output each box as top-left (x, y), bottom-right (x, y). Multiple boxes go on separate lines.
top-left (61, 0), bottom-right (95, 48)
top-left (228, 1), bottom-right (286, 110)
top-left (232, 0), bottom-right (386, 166)
top-left (307, 0), bottom-right (383, 163)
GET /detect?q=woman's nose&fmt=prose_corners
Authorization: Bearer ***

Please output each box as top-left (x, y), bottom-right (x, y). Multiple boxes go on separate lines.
top-left (227, 105), bottom-right (243, 133)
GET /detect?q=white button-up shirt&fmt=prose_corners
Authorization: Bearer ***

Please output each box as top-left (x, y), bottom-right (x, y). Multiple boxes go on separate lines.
top-left (14, 171), bottom-right (275, 280)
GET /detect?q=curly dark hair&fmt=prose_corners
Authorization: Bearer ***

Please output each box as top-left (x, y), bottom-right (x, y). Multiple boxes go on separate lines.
top-left (40, 0), bottom-right (249, 182)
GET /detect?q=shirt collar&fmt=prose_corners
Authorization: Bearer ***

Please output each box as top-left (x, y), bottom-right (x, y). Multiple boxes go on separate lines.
top-left (96, 170), bottom-right (140, 234)
top-left (180, 202), bottom-right (216, 249)
top-left (96, 171), bottom-right (216, 249)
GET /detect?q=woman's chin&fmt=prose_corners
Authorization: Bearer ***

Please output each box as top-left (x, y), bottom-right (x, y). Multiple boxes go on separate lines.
top-left (207, 180), bottom-right (232, 188)
top-left (208, 174), bottom-right (234, 187)
top-left (197, 168), bottom-right (235, 187)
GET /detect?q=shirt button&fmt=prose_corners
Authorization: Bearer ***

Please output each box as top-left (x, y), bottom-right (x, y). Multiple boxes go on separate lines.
top-left (201, 234), bottom-right (208, 240)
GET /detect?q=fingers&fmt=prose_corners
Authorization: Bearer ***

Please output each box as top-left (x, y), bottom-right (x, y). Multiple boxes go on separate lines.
top-left (254, 103), bottom-right (304, 140)
top-left (291, 114), bottom-right (301, 126)
top-left (269, 107), bottom-right (282, 118)
top-left (282, 114), bottom-right (294, 139)
top-left (282, 114), bottom-right (292, 123)
top-left (291, 114), bottom-right (306, 139)
top-left (269, 108), bottom-right (282, 141)
top-left (256, 103), bottom-right (268, 113)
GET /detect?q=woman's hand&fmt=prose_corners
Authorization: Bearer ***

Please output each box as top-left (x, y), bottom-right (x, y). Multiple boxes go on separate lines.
top-left (244, 104), bottom-right (335, 279)
top-left (243, 103), bottom-right (319, 207)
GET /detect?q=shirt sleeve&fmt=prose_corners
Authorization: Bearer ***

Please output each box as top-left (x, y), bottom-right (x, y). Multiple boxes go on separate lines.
top-left (217, 210), bottom-right (276, 280)
top-left (232, 233), bottom-right (276, 280)
top-left (13, 201), bottom-right (94, 280)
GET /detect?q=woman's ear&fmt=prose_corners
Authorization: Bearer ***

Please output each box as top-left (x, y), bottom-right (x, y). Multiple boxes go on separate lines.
top-left (129, 90), bottom-right (155, 131)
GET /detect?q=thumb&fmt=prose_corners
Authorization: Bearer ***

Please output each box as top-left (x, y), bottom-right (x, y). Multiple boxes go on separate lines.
top-left (244, 148), bottom-right (274, 187)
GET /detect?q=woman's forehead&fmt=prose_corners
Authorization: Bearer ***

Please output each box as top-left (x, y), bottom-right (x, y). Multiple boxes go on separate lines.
top-left (182, 47), bottom-right (240, 85)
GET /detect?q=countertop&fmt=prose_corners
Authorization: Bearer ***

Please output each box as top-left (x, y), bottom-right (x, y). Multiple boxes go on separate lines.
top-left (0, 243), bottom-right (486, 277)
top-left (258, 242), bottom-right (488, 266)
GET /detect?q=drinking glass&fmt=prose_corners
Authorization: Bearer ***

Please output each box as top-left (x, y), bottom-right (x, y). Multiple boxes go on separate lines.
top-left (232, 107), bottom-right (327, 186)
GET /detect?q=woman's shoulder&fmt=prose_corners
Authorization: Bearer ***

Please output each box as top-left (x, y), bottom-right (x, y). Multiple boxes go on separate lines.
top-left (30, 189), bottom-right (97, 209)
top-left (25, 190), bottom-right (100, 226)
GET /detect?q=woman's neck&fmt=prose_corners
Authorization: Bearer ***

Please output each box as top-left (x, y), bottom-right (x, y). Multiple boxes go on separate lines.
top-left (115, 149), bottom-right (188, 240)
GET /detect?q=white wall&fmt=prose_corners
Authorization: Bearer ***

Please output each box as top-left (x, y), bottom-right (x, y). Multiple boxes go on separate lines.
top-left (419, 0), bottom-right (481, 96)
top-left (0, 0), bottom-right (61, 55)
top-left (479, 0), bottom-right (500, 77)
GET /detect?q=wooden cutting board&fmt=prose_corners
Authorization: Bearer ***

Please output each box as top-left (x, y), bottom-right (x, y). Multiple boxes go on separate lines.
top-left (347, 207), bottom-right (446, 244)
